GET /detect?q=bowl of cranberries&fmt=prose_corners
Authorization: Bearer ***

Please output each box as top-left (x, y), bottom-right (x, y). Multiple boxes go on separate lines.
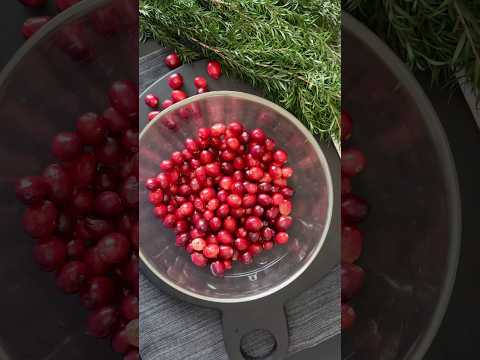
top-left (140, 91), bottom-right (334, 302)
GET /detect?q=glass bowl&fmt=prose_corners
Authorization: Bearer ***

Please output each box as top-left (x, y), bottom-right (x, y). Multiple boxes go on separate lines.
top-left (139, 91), bottom-right (333, 303)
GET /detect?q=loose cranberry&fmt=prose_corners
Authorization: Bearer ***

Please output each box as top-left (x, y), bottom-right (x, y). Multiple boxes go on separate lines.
top-left (84, 247), bottom-right (111, 276)
top-left (265, 138), bottom-right (276, 151)
top-left (281, 187), bottom-right (294, 198)
top-left (248, 232), bottom-right (260, 243)
top-left (51, 131), bottom-right (82, 161)
top-left (86, 305), bottom-right (119, 338)
top-left (95, 191), bottom-right (123, 217)
top-left (19, 0), bottom-right (48, 6)
top-left (211, 123), bottom-right (226, 137)
top-left (239, 251), bottom-right (253, 265)
top-left (276, 216), bottom-right (293, 231)
top-left (269, 165), bottom-right (282, 179)
top-left (203, 243), bottom-right (220, 259)
top-left (22, 16), bottom-right (50, 39)
top-left (251, 205), bottom-right (264, 218)
top-left (144, 94), bottom-right (159, 108)
top-left (241, 194), bottom-right (256, 208)
top-left (263, 241), bottom-right (274, 250)
top-left (112, 329), bottom-right (130, 354)
top-left (108, 80), bottom-right (138, 119)
top-left (266, 207), bottom-right (279, 221)
top-left (97, 233), bottom-right (130, 264)
top-left (223, 216), bottom-right (237, 233)
top-left (272, 193), bottom-right (284, 206)
top-left (341, 110), bottom-right (353, 142)
top-left (207, 60), bottom-right (222, 79)
top-left (341, 148), bottom-right (366, 177)
top-left (95, 137), bottom-right (123, 165)
top-left (168, 73), bottom-right (184, 90)
top-left (223, 260), bottom-right (233, 270)
top-left (33, 239), bottom-right (66, 271)
top-left (341, 263), bottom-right (365, 300)
top-left (341, 303), bottom-right (356, 330)
top-left (261, 227), bottom-right (274, 241)
top-left (122, 129), bottom-right (139, 153)
top-left (219, 245), bottom-right (234, 259)
top-left (250, 128), bottom-right (266, 143)
top-left (257, 194), bottom-right (272, 207)
top-left (275, 232), bottom-right (289, 245)
top-left (192, 76), bottom-right (207, 90)
top-left (273, 150), bottom-right (288, 164)
top-left (15, 176), bottom-right (49, 205)
top-left (80, 276), bottom-right (116, 309)
top-left (164, 53), bottom-right (181, 69)
top-left (248, 243), bottom-right (263, 256)
top-left (342, 225), bottom-right (363, 263)
top-left (175, 233), bottom-right (189, 247)
top-left (210, 260), bottom-right (225, 277)
top-left (56, 260), bottom-right (87, 293)
top-left (191, 252), bottom-right (208, 267)
top-left (171, 90), bottom-right (188, 103)
top-left (341, 194), bottom-right (368, 223)
top-left (208, 217), bottom-right (221, 232)
top-left (282, 167), bottom-right (294, 178)
top-left (23, 200), bottom-right (58, 238)
top-left (147, 111), bottom-right (161, 122)
top-left (226, 194), bottom-right (241, 209)
top-left (246, 167), bottom-right (264, 181)
top-left (76, 112), bottom-right (105, 145)
top-left (279, 200), bottom-right (292, 216)
top-left (121, 294), bottom-right (139, 320)
top-left (191, 238), bottom-right (207, 252)
top-left (66, 237), bottom-right (86, 259)
top-left (217, 204), bottom-right (230, 218)
top-left (245, 216), bottom-right (262, 232)
top-left (217, 230), bottom-right (233, 245)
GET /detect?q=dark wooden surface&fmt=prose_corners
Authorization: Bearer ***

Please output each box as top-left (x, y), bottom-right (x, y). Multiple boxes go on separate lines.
top-left (2, 1), bottom-right (479, 358)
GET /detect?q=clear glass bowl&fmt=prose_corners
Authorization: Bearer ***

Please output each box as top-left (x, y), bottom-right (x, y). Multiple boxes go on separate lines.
top-left (139, 91), bottom-right (333, 303)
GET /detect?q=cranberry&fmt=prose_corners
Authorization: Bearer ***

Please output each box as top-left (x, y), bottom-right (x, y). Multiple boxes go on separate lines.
top-left (272, 193), bottom-right (284, 206)
top-left (231, 181), bottom-right (244, 195)
top-left (81, 276), bottom-right (116, 309)
top-left (33, 239), bottom-right (66, 271)
top-left (275, 232), bottom-right (289, 245)
top-left (15, 176), bottom-right (49, 205)
top-left (51, 131), bottom-right (82, 161)
top-left (245, 216), bottom-right (262, 232)
top-left (341, 110), bottom-right (353, 142)
top-left (217, 230), bottom-right (233, 245)
top-left (121, 294), bottom-right (139, 320)
top-left (97, 233), bottom-right (130, 264)
top-left (211, 123), bottom-right (226, 137)
top-left (148, 111), bottom-right (161, 122)
top-left (239, 251), bottom-right (253, 265)
top-left (282, 167), bottom-right (293, 178)
top-left (95, 137), bottom-right (122, 165)
top-left (207, 60), bottom-right (222, 79)
top-left (56, 260), bottom-right (87, 293)
top-left (341, 148), bottom-right (366, 177)
top-left (210, 260), bottom-right (225, 277)
top-left (223, 260), bottom-right (233, 270)
top-left (108, 80), bottom-right (138, 119)
top-left (191, 238), bottom-right (207, 252)
top-left (56, 212), bottom-right (73, 236)
top-left (84, 247), bottom-right (111, 276)
top-left (203, 243), bottom-right (220, 259)
top-left (276, 216), bottom-right (292, 231)
top-left (261, 227), bottom-right (274, 241)
top-left (248, 243), bottom-right (263, 256)
top-left (164, 53), bottom-right (181, 69)
top-left (194, 76), bottom-right (208, 89)
top-left (279, 200), bottom-right (292, 216)
top-left (341, 194), bottom-right (368, 223)
top-left (217, 203), bottom-right (230, 218)
top-left (66, 237), bottom-right (86, 259)
top-left (95, 191), bottom-right (123, 217)
top-left (124, 350), bottom-right (140, 360)
top-left (86, 305), bottom-right (119, 338)
top-left (176, 233), bottom-right (189, 247)
top-left (266, 207), bottom-right (279, 221)
top-left (257, 194), bottom-right (272, 207)
top-left (273, 150), bottom-right (288, 164)
top-left (191, 252), bottom-right (208, 267)
top-left (112, 329), bottom-right (130, 354)
top-left (269, 165), bottom-right (282, 179)
top-left (144, 94), bottom-right (159, 108)
top-left (246, 167), bottom-right (264, 181)
top-left (171, 90), bottom-right (188, 103)
top-left (23, 200), bottom-right (57, 238)
top-left (265, 138), bottom-right (276, 151)
top-left (76, 112), bottom-right (105, 145)
top-left (19, 0), bottom-right (47, 6)
top-left (56, 0), bottom-right (80, 11)
top-left (281, 187), bottom-right (294, 198)
top-left (219, 245), bottom-right (234, 259)
top-left (226, 194), bottom-right (242, 209)
top-left (95, 169), bottom-right (118, 192)
top-left (341, 263), bottom-right (365, 300)
top-left (22, 16), bottom-right (50, 39)
top-left (242, 194), bottom-right (256, 208)
top-left (168, 73), bottom-right (184, 90)
top-left (342, 225), bottom-right (363, 263)
top-left (341, 303), bottom-right (356, 330)
top-left (208, 217), bottom-right (222, 232)
top-left (263, 241), bottom-right (274, 250)
top-left (341, 176), bottom-right (352, 195)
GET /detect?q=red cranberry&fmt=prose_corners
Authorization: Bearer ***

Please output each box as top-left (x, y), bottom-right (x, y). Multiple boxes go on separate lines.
top-left (161, 99), bottom-right (174, 110)
top-left (15, 176), bottom-right (49, 205)
top-left (102, 107), bottom-right (130, 134)
top-left (211, 123), bottom-right (226, 137)
top-left (19, 0), bottom-right (48, 6)
top-left (281, 187), bottom-right (294, 198)
top-left (250, 128), bottom-right (266, 143)
top-left (207, 198), bottom-right (220, 211)
top-left (33, 239), bottom-right (66, 271)
top-left (108, 80), bottom-right (138, 119)
top-left (219, 245), bottom-right (234, 259)
top-left (275, 232), bottom-right (289, 245)
top-left (342, 225), bottom-right (363, 263)
top-left (217, 230), bottom-right (233, 245)
top-left (269, 165), bottom-right (282, 179)
top-left (66, 237), bottom-right (86, 259)
top-left (171, 90), bottom-right (188, 103)
top-left (73, 153), bottom-right (97, 188)
top-left (51, 132), bottom-right (82, 161)
top-left (341, 176), bottom-right (352, 195)
top-left (246, 167), bottom-right (264, 181)
top-left (86, 305), bottom-right (119, 338)
top-left (276, 216), bottom-right (292, 231)
top-left (209, 217), bottom-right (222, 232)
top-left (178, 202), bottom-right (194, 218)
top-left (97, 233), bottom-right (130, 264)
top-left (83, 217), bottom-right (113, 239)
top-left (233, 157), bottom-right (245, 170)
top-left (149, 190), bottom-right (164, 205)
top-left (273, 150), bottom-right (288, 164)
top-left (175, 220), bottom-right (189, 234)
top-left (76, 112), bottom-right (106, 145)
top-left (245, 182), bottom-right (258, 194)
top-left (176, 233), bottom-right (189, 247)
top-left (282, 167), bottom-right (293, 178)
top-left (72, 189), bottom-right (94, 215)
top-left (341, 263), bottom-right (365, 300)
top-left (163, 214), bottom-right (176, 228)
top-left (272, 193), bottom-right (284, 206)
top-left (341, 110), bottom-right (353, 142)
top-left (245, 216), bottom-right (262, 232)
top-left (144, 94), bottom-right (159, 108)
top-left (121, 294), bottom-right (139, 320)
top-left (223, 216), bottom-right (237, 233)
top-left (210, 260), bottom-right (225, 277)
top-left (207, 60), bottom-right (222, 79)
top-left (261, 227), bottom-right (274, 241)
top-left (23, 200), bottom-right (57, 238)
top-left (194, 76), bottom-right (207, 89)
top-left (122, 129), bottom-right (139, 153)
top-left (248, 243), bottom-right (263, 256)
top-left (227, 194), bottom-right (242, 208)
top-left (257, 194), bottom-right (272, 207)
top-left (341, 194), bottom-right (368, 222)
top-left (191, 252), bottom-right (208, 267)
top-left (112, 329), bottom-right (130, 354)
top-left (279, 200), bottom-right (292, 216)
top-left (191, 238), bottom-right (207, 252)
top-left (22, 16), bottom-right (50, 38)
top-left (242, 194), bottom-right (256, 208)
top-left (164, 53), bottom-right (181, 69)
top-left (231, 181), bottom-right (244, 195)
top-left (253, 205), bottom-right (265, 218)
top-left (56, 212), bottom-right (73, 236)
top-left (56, 260), bottom-right (87, 293)
top-left (265, 138), bottom-right (276, 151)
top-left (203, 243), bottom-right (220, 259)
top-left (266, 207), bottom-right (279, 221)
top-left (217, 204), bottom-right (230, 218)
top-left (250, 144), bottom-right (265, 160)
top-left (239, 251), bottom-right (253, 265)
top-left (95, 169), bottom-right (118, 192)
top-left (227, 122), bottom-right (243, 137)
top-left (124, 350), bottom-right (140, 360)
top-left (230, 207), bottom-right (245, 218)
top-left (80, 276), bottom-right (116, 309)
top-left (168, 73), bottom-right (184, 90)
top-left (148, 111), bottom-right (160, 121)
top-left (263, 241), bottom-right (274, 250)
top-left (205, 162), bottom-right (221, 177)
top-left (84, 247), bottom-right (111, 276)
top-left (223, 260), bottom-right (233, 270)
top-left (341, 303), bottom-right (356, 330)
top-left (248, 232), bottom-right (260, 243)
top-left (341, 148), bottom-right (366, 177)
top-left (95, 137), bottom-right (122, 165)
top-left (95, 191), bottom-right (123, 217)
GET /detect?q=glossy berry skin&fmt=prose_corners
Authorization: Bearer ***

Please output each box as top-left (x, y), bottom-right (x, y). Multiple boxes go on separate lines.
top-left (97, 233), bottom-right (130, 264)
top-left (210, 260), bottom-right (225, 277)
top-left (168, 73), bottom-right (184, 90)
top-left (95, 191), bottom-right (123, 217)
top-left (274, 232), bottom-right (289, 245)
top-left (207, 60), bottom-right (222, 79)
top-left (194, 76), bottom-right (207, 89)
top-left (148, 111), bottom-right (160, 121)
top-left (15, 176), bottom-right (49, 205)
top-left (56, 261), bottom-right (87, 293)
top-left (341, 303), bottom-right (356, 330)
top-left (171, 90), bottom-right (188, 103)
top-left (80, 276), bottom-right (116, 309)
top-left (86, 305), bottom-right (119, 338)
top-left (23, 200), bottom-right (58, 238)
top-left (22, 16), bottom-right (50, 39)
top-left (33, 239), bottom-right (66, 271)
top-left (51, 131), bottom-right (82, 161)
top-left (144, 94), bottom-right (159, 108)
top-left (341, 148), bottom-right (366, 177)
top-left (108, 80), bottom-right (138, 119)
top-left (164, 53), bottom-right (181, 69)
top-left (191, 252), bottom-right (208, 267)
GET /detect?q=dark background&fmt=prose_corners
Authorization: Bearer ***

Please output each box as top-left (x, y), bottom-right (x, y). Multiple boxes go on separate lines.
top-left (3, 2), bottom-right (480, 359)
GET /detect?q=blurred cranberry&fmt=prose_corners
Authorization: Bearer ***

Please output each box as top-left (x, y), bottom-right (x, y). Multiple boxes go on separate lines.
top-left (90, 7), bottom-right (120, 35)
top-left (84, 247), bottom-right (111, 276)
top-left (341, 194), bottom-right (368, 223)
top-left (56, 0), bottom-right (80, 10)
top-left (33, 239), bottom-right (66, 271)
top-left (108, 80), bottom-right (138, 119)
top-left (74, 153), bottom-right (97, 188)
top-left (341, 263), bottom-right (365, 300)
top-left (341, 110), bottom-right (353, 142)
top-left (120, 176), bottom-right (139, 208)
top-left (341, 303), bottom-right (356, 330)
top-left (95, 137), bottom-right (123, 165)
top-left (23, 200), bottom-right (58, 238)
top-left (112, 328), bottom-right (130, 353)
top-left (124, 350), bottom-right (139, 360)
top-left (66, 237), bottom-right (86, 259)
top-left (341, 148), bottom-right (366, 177)
top-left (86, 305), bottom-right (119, 338)
top-left (103, 107), bottom-right (130, 133)
top-left (81, 276), bottom-right (117, 309)
top-left (22, 16), bottom-right (50, 39)
top-left (76, 112), bottom-right (106, 145)
top-left (97, 233), bottom-right (130, 264)
top-left (84, 217), bottom-right (114, 239)
top-left (42, 164), bottom-right (73, 203)
top-left (51, 131), bottom-right (83, 161)
top-left (341, 225), bottom-right (363, 263)
top-left (56, 261), bottom-right (87, 293)
top-left (95, 191), bottom-right (124, 217)
top-left (15, 176), bottom-right (49, 205)
top-left (121, 294), bottom-right (139, 320)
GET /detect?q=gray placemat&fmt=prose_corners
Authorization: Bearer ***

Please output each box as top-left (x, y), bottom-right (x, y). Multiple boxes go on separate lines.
top-left (139, 46), bottom-right (340, 360)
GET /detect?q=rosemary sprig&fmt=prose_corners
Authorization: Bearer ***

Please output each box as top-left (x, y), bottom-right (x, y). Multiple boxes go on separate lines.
top-left (345, 0), bottom-right (480, 97)
top-left (140, 0), bottom-right (341, 140)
